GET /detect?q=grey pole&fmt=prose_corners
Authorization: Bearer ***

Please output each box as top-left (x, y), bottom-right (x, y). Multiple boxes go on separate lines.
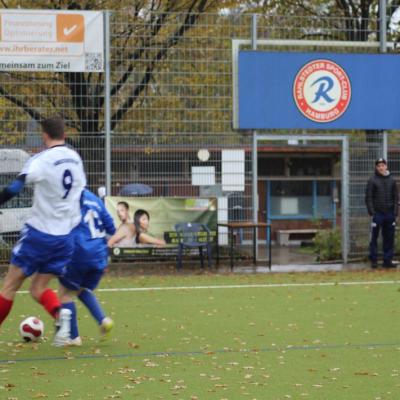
top-left (383, 131), bottom-right (388, 160)
top-left (379, 1), bottom-right (388, 175)
top-left (341, 136), bottom-right (349, 264)
top-left (251, 13), bottom-right (257, 51)
top-left (251, 14), bottom-right (259, 259)
top-left (381, 0), bottom-right (392, 267)
top-left (379, 0), bottom-right (387, 53)
top-left (104, 11), bottom-right (112, 196)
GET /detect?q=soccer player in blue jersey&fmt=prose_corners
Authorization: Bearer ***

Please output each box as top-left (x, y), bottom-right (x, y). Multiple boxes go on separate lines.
top-left (0, 116), bottom-right (86, 327)
top-left (53, 188), bottom-right (116, 346)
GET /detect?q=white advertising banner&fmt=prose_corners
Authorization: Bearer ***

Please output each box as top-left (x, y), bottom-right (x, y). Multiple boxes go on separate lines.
top-left (0, 9), bottom-right (104, 72)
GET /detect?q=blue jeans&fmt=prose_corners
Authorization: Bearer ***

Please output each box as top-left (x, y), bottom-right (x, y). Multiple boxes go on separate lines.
top-left (369, 212), bottom-right (396, 264)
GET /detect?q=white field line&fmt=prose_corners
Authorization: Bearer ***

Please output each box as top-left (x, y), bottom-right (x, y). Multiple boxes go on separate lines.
top-left (16, 280), bottom-right (400, 294)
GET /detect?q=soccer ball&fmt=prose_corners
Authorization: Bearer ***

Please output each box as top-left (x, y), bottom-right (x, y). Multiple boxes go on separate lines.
top-left (19, 316), bottom-right (44, 342)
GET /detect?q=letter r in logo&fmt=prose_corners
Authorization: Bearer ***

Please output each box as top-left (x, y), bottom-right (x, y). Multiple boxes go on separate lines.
top-left (311, 76), bottom-right (334, 103)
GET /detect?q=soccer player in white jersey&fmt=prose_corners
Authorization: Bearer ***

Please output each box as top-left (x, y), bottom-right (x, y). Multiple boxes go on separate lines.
top-left (0, 116), bottom-right (86, 327)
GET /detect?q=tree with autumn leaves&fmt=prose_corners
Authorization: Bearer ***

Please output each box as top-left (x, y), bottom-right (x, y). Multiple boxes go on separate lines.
top-left (0, 0), bottom-right (398, 181)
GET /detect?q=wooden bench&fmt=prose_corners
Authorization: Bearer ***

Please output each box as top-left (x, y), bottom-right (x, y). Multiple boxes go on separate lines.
top-left (277, 229), bottom-right (318, 246)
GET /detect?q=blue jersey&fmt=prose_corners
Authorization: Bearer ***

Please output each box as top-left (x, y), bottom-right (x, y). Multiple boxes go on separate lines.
top-left (60, 190), bottom-right (116, 291)
top-left (72, 189), bottom-right (116, 264)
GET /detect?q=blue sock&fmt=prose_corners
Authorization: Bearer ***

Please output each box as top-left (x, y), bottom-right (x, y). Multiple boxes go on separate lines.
top-left (78, 289), bottom-right (105, 325)
top-left (62, 302), bottom-right (79, 339)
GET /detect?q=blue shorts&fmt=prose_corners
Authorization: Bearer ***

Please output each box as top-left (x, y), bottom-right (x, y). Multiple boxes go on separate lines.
top-left (59, 254), bottom-right (107, 291)
top-left (11, 224), bottom-right (75, 277)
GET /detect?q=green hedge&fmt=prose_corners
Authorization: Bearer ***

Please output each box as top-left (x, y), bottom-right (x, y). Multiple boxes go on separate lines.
top-left (313, 228), bottom-right (342, 262)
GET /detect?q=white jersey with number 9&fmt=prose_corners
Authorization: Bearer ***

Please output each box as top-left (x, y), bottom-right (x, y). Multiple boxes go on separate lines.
top-left (21, 145), bottom-right (86, 235)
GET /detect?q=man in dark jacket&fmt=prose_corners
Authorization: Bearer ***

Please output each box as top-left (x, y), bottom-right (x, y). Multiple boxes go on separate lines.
top-left (365, 158), bottom-right (398, 268)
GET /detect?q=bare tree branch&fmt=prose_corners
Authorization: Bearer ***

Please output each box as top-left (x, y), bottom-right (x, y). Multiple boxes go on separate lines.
top-left (110, 0), bottom-right (207, 128)
top-left (111, 0), bottom-right (207, 129)
top-left (108, 10), bottom-right (170, 101)
top-left (0, 85), bottom-right (44, 121)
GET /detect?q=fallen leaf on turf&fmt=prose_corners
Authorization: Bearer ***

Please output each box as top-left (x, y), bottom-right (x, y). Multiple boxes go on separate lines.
top-left (144, 361), bottom-right (159, 367)
top-left (57, 391), bottom-right (71, 398)
top-left (4, 383), bottom-right (15, 388)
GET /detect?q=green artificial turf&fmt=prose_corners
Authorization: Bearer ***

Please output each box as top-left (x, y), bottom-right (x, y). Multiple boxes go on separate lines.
top-left (0, 270), bottom-right (399, 399)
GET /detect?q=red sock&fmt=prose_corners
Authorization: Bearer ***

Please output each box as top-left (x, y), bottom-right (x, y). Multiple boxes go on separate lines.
top-left (0, 294), bottom-right (13, 325)
top-left (39, 289), bottom-right (60, 319)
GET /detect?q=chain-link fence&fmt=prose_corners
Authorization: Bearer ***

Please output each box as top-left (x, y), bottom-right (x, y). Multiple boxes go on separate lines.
top-left (0, 10), bottom-right (398, 261)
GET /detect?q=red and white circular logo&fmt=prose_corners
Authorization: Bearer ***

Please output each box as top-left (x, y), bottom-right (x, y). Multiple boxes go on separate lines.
top-left (293, 59), bottom-right (351, 123)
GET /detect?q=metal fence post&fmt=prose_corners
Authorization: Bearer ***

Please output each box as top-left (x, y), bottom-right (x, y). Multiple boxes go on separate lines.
top-left (104, 10), bottom-right (112, 196)
top-left (379, 0), bottom-right (387, 53)
top-left (383, 131), bottom-right (388, 160)
top-left (380, 1), bottom-right (388, 162)
top-left (342, 136), bottom-right (349, 264)
top-left (251, 14), bottom-right (259, 260)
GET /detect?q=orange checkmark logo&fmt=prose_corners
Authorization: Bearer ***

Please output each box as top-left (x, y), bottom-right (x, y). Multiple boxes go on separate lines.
top-left (57, 14), bottom-right (84, 43)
